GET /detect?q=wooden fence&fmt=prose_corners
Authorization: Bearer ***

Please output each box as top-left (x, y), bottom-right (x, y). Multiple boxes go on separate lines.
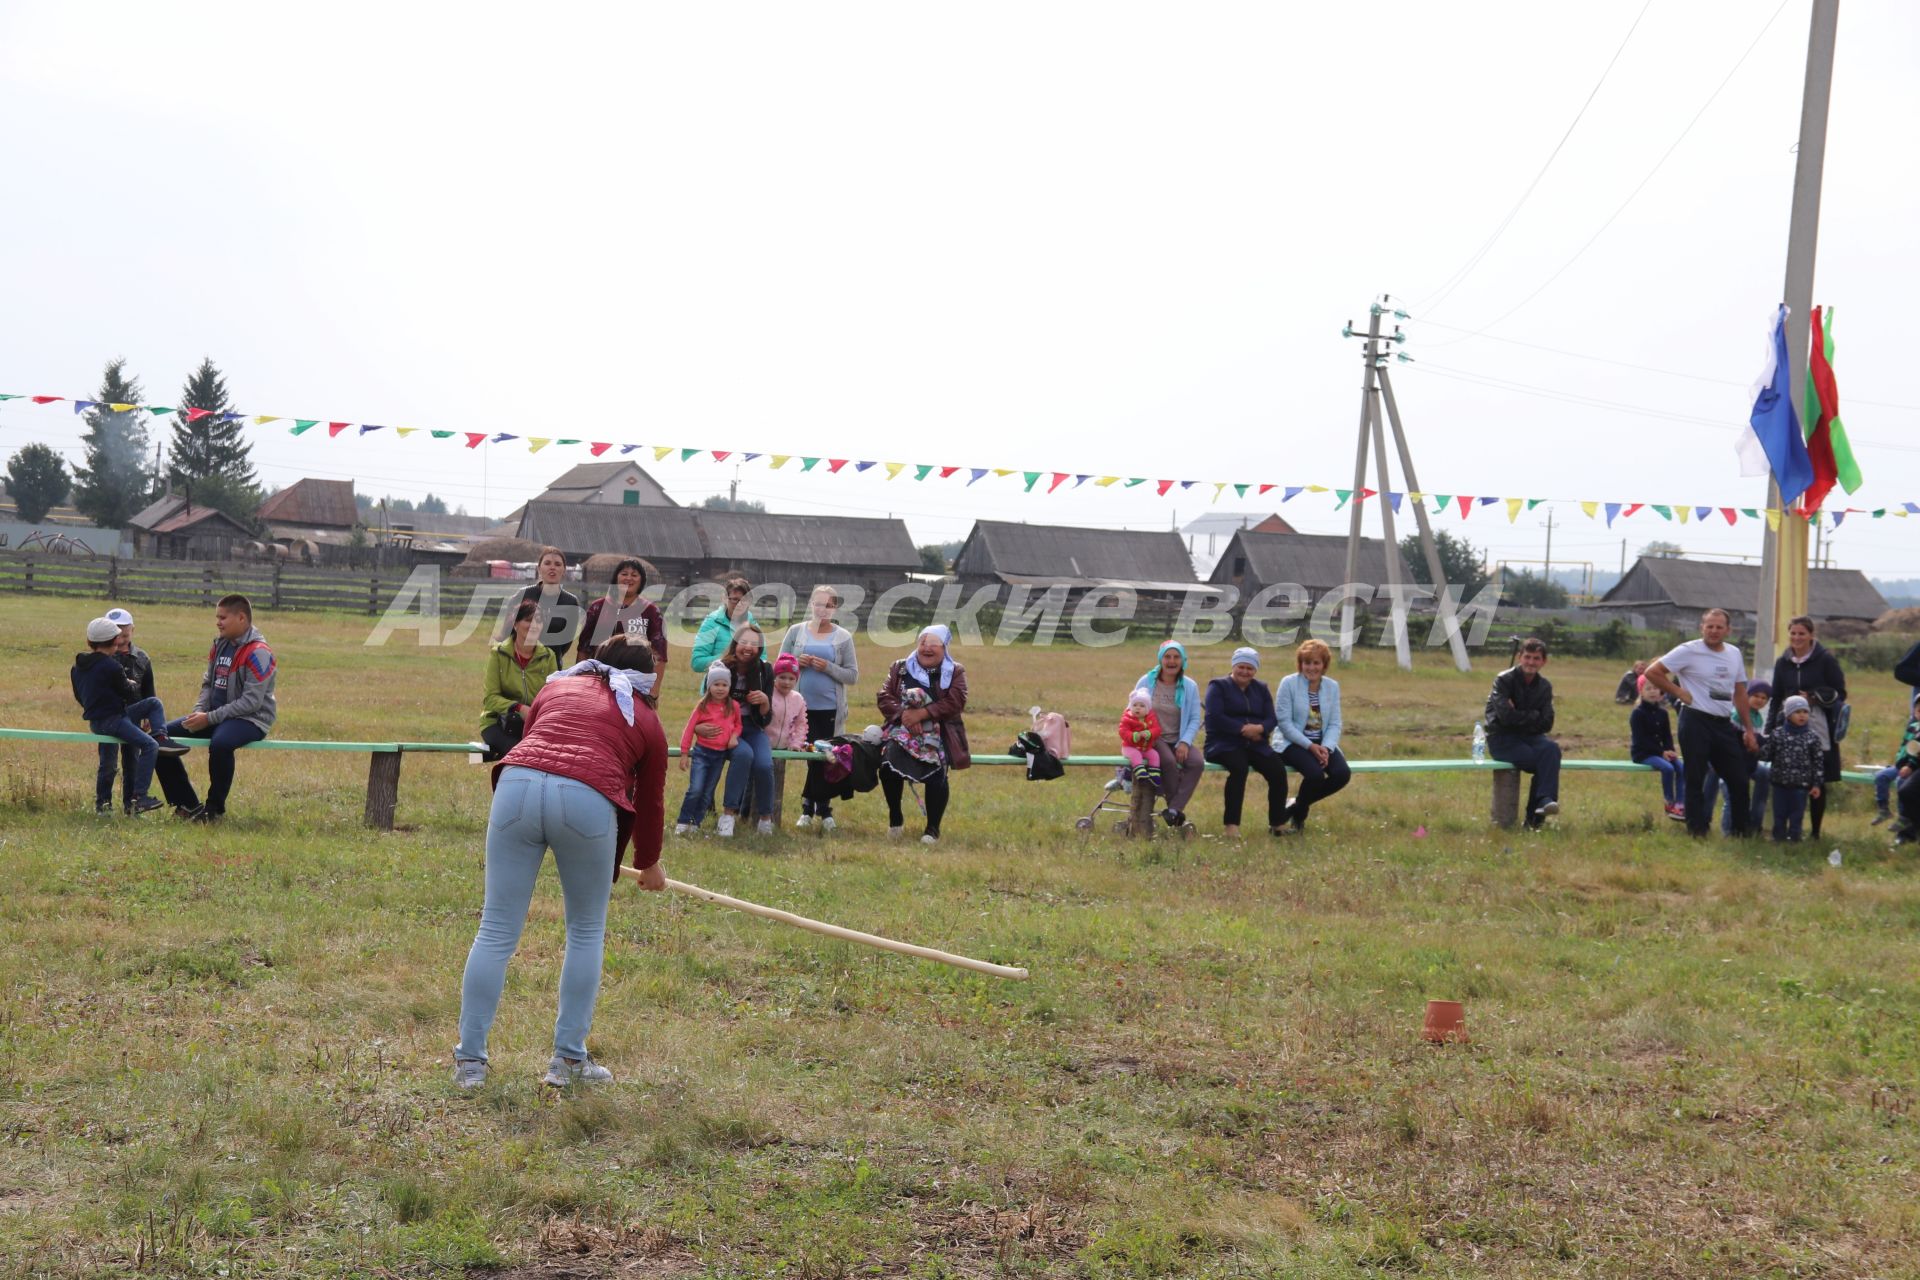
top-left (0, 550), bottom-right (495, 616)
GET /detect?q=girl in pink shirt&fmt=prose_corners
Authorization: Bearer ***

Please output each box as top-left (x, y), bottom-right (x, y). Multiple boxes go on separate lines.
top-left (769, 653), bottom-right (810, 750)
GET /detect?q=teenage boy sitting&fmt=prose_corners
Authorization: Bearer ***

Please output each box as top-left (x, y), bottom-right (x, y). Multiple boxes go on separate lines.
top-left (163, 594), bottom-right (277, 823)
top-left (71, 616), bottom-right (187, 816)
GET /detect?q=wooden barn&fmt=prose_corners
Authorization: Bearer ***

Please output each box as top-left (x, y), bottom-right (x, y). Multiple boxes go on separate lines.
top-left (257, 478), bottom-right (359, 539)
top-left (514, 501), bottom-right (708, 584)
top-left (951, 520), bottom-right (1200, 597)
top-left (1593, 556), bottom-right (1888, 634)
top-left (1182, 511), bottom-right (1296, 576)
top-left (128, 495), bottom-right (254, 561)
top-left (1208, 530), bottom-right (1412, 603)
top-left (527, 460), bottom-right (677, 510)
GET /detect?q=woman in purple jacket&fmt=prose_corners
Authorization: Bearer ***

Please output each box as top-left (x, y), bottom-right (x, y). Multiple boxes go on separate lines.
top-left (1202, 646), bottom-right (1285, 837)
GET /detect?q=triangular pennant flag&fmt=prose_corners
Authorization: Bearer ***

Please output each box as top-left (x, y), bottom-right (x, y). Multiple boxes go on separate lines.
top-left (770, 455), bottom-right (791, 469)
top-left (328, 422), bottom-right (350, 438)
top-left (1283, 486), bottom-right (1304, 502)
top-left (589, 442), bottom-right (611, 456)
top-left (148, 406), bottom-right (174, 416)
top-left (993, 469), bottom-right (1016, 478)
top-left (1457, 496), bottom-right (1473, 517)
top-left (1074, 474), bottom-right (1091, 487)
top-left (1213, 483), bottom-right (1227, 502)
top-left (1024, 472), bottom-right (1043, 492)
top-left (1675, 505), bottom-right (1691, 525)
top-left (30, 395), bottom-right (64, 405)
top-left (359, 423), bottom-right (387, 435)
top-left (680, 448), bottom-right (699, 462)
top-left (1157, 479), bottom-right (1176, 496)
top-left (1526, 498), bottom-right (1545, 509)
top-left (742, 453), bottom-right (761, 462)
top-left (186, 407), bottom-right (213, 422)
top-left (1603, 502), bottom-right (1621, 527)
top-left (940, 466), bottom-right (960, 479)
top-left (218, 412), bottom-right (243, 423)
top-left (1257, 484), bottom-right (1275, 495)
top-left (712, 450), bottom-right (731, 462)
top-left (431, 430), bottom-right (456, 439)
top-left (1096, 476), bottom-right (1119, 488)
top-left (1721, 507), bottom-right (1739, 525)
top-left (1310, 485), bottom-right (1331, 493)
top-left (1831, 510), bottom-right (1847, 527)
top-left (801, 457), bottom-right (822, 471)
top-left (826, 459), bottom-right (849, 473)
top-left (1477, 496), bottom-right (1499, 506)
top-left (1334, 489), bottom-right (1352, 509)
top-left (0, 394), bottom-right (18, 401)
top-left (1049, 472), bottom-right (1069, 493)
top-left (1234, 484), bottom-right (1249, 499)
top-left (1580, 501), bottom-right (1598, 519)
top-left (1872, 508), bottom-right (1886, 518)
top-left (1387, 492), bottom-right (1403, 513)
top-left (465, 433), bottom-right (486, 448)
top-left (1125, 478), bottom-right (1147, 488)
top-left (1905, 503), bottom-right (1920, 514)
top-left (619, 444), bottom-right (640, 454)
top-left (1694, 506), bottom-right (1713, 521)
top-left (289, 421), bottom-right (317, 436)
top-left (1505, 497), bottom-right (1524, 523)
top-left (1360, 488), bottom-right (1377, 501)
top-left (968, 468), bottom-right (988, 485)
top-left (1740, 508), bottom-right (1758, 518)
top-left (109, 403), bottom-right (138, 412)
top-left (1406, 491), bottom-right (1424, 501)
top-left (1652, 505), bottom-right (1673, 521)
top-left (395, 428), bottom-right (416, 438)
top-left (1622, 503), bottom-right (1643, 518)
top-left (1764, 509), bottom-right (1781, 530)
top-left (72, 400), bottom-right (96, 414)
top-left (655, 446), bottom-right (674, 461)
top-left (1432, 494), bottom-right (1451, 511)
top-left (885, 463), bottom-right (905, 480)
top-left (491, 433), bottom-right (517, 444)
top-left (556, 438), bottom-right (582, 445)
top-left (854, 460), bottom-right (876, 472)
top-left (527, 437), bottom-right (550, 453)
top-left (252, 414), bottom-right (279, 425)
top-left (914, 465), bottom-right (933, 481)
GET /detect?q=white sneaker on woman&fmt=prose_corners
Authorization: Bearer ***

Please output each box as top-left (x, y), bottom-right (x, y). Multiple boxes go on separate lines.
top-left (794, 814), bottom-right (812, 829)
top-left (717, 815), bottom-right (736, 838)
top-left (673, 822), bottom-right (692, 836)
top-left (887, 826), bottom-right (905, 839)
top-left (756, 819), bottom-right (774, 836)
top-left (820, 816), bottom-right (837, 833)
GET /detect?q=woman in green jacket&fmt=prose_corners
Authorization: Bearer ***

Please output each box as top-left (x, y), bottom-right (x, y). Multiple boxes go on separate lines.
top-left (481, 600), bottom-right (560, 760)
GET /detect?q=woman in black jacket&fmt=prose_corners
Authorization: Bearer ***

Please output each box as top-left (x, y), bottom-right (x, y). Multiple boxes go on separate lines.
top-left (1763, 615), bottom-right (1847, 840)
top-left (717, 623), bottom-right (776, 835)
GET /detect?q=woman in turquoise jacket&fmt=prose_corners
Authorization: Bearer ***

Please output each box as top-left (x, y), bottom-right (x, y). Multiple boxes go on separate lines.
top-left (1133, 640), bottom-right (1204, 829)
top-left (1272, 638), bottom-right (1351, 833)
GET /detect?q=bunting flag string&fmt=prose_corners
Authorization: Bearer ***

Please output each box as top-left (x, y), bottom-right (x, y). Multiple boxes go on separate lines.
top-left (0, 385), bottom-right (1895, 527)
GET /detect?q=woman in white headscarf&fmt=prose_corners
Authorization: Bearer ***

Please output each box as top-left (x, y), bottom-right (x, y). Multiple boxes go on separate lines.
top-left (875, 624), bottom-right (969, 844)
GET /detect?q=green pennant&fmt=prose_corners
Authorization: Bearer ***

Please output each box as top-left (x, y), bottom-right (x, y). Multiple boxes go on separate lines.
top-left (289, 420), bottom-right (317, 436)
top-left (1872, 508), bottom-right (1886, 518)
top-left (680, 448), bottom-right (699, 462)
top-left (1526, 498), bottom-right (1545, 509)
top-left (149, 406), bottom-right (175, 417)
top-left (914, 464), bottom-right (933, 481)
top-left (1124, 478), bottom-right (1146, 488)
top-left (801, 457), bottom-right (821, 471)
top-left (1740, 508), bottom-right (1758, 518)
top-left (1334, 489), bottom-right (1352, 509)
top-left (431, 430), bottom-right (455, 439)
top-left (557, 438), bottom-right (581, 446)
top-left (1022, 471), bottom-right (1041, 492)
top-left (0, 394), bottom-right (18, 401)
top-left (1432, 494), bottom-right (1451, 510)
top-left (1233, 484), bottom-right (1249, 498)
top-left (1651, 505), bottom-right (1672, 521)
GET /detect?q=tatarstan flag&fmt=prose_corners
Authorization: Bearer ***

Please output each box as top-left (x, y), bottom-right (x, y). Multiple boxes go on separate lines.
top-left (1801, 305), bottom-right (1861, 512)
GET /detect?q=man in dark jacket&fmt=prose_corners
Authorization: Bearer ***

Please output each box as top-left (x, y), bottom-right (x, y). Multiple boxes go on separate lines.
top-left (1484, 637), bottom-right (1560, 829)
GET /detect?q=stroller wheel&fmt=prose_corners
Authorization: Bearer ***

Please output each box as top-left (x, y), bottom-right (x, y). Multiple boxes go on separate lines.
top-left (1075, 816), bottom-right (1094, 832)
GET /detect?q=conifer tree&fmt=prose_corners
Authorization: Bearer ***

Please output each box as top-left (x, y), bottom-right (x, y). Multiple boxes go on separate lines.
top-left (71, 358), bottom-right (154, 527)
top-left (168, 357), bottom-right (256, 487)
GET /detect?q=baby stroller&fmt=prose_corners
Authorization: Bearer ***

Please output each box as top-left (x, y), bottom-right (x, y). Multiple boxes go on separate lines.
top-left (1073, 763), bottom-right (1195, 837)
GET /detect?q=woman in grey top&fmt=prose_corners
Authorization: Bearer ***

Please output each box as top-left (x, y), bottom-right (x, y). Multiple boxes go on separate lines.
top-left (780, 585), bottom-right (860, 829)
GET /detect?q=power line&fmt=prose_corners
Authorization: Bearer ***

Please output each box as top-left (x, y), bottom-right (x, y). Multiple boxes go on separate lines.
top-left (1414, 0), bottom-right (1655, 316)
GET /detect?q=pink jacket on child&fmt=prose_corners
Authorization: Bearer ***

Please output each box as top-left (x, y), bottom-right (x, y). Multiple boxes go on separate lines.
top-left (681, 697), bottom-right (742, 754)
top-left (768, 687), bottom-right (809, 750)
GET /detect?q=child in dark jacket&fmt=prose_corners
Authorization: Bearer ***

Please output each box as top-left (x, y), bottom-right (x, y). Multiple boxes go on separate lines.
top-left (1629, 682), bottom-right (1684, 819)
top-left (70, 617), bottom-right (186, 815)
top-left (1871, 692), bottom-right (1920, 824)
top-left (1760, 694), bottom-right (1825, 842)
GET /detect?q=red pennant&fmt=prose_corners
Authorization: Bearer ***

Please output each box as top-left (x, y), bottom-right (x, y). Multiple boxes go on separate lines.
top-left (827, 459), bottom-right (848, 473)
top-left (1257, 484), bottom-right (1275, 495)
top-left (1156, 479), bottom-right (1175, 496)
top-left (327, 422), bottom-right (350, 438)
top-left (465, 433), bottom-right (486, 448)
top-left (939, 466), bottom-right (959, 479)
top-left (29, 395), bottom-right (63, 404)
top-left (186, 407), bottom-right (213, 422)
top-left (1360, 487), bottom-right (1377, 500)
top-left (1457, 496), bottom-right (1473, 517)
top-left (712, 450), bottom-right (730, 462)
top-left (1721, 507), bottom-right (1738, 526)
top-left (588, 442), bottom-right (611, 456)
top-left (1622, 503), bottom-right (1643, 518)
top-left (1048, 472), bottom-right (1069, 493)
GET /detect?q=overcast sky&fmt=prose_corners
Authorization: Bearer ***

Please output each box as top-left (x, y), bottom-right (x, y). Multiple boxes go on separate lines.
top-left (3, 1), bottom-right (1916, 580)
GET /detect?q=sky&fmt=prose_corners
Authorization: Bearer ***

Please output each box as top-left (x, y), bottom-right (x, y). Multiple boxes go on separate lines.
top-left (2, 1), bottom-right (1917, 581)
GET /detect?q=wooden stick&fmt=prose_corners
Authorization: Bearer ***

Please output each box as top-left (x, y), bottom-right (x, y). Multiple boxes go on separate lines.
top-left (617, 866), bottom-right (1030, 981)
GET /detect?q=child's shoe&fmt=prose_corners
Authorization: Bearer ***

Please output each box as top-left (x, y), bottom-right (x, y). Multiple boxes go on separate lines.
top-left (756, 819), bottom-right (774, 836)
top-left (820, 816), bottom-right (837, 833)
top-left (94, 801), bottom-right (114, 817)
top-left (1872, 805), bottom-right (1893, 826)
top-left (153, 737), bottom-right (190, 757)
top-left (1664, 802), bottom-right (1686, 821)
top-left (673, 822), bottom-right (693, 836)
top-left (716, 815), bottom-right (736, 838)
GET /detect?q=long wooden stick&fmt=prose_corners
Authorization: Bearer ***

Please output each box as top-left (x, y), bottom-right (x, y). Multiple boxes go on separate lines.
top-left (617, 866), bottom-right (1029, 981)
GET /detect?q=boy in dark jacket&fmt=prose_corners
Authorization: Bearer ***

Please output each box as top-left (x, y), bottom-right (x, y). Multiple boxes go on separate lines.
top-left (1628, 681), bottom-right (1684, 819)
top-left (1484, 637), bottom-right (1561, 828)
top-left (71, 616), bottom-right (186, 815)
top-left (1759, 694), bottom-right (1824, 842)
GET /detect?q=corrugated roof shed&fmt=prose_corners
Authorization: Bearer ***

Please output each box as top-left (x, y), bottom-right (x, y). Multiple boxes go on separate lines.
top-left (1599, 557), bottom-right (1887, 620)
top-left (535, 460), bottom-right (677, 506)
top-left (955, 521), bottom-right (1198, 585)
top-left (1212, 530), bottom-right (1409, 588)
top-left (516, 501), bottom-right (706, 560)
top-left (128, 495), bottom-right (187, 531)
top-left (257, 478), bottom-right (358, 529)
top-left (696, 510), bottom-right (919, 568)
top-left (151, 504), bottom-right (252, 535)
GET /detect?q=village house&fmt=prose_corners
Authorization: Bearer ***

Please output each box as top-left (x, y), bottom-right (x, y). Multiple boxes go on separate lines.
top-left (1593, 556), bottom-right (1888, 634)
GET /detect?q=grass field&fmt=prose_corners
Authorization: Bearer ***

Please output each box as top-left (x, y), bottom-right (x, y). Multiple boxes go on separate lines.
top-left (3, 595), bottom-right (1919, 1278)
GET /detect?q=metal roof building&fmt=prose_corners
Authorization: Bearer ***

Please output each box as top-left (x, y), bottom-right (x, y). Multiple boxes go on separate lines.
top-left (1595, 556), bottom-right (1888, 630)
top-left (1207, 530), bottom-right (1412, 601)
top-left (952, 520), bottom-right (1199, 592)
top-left (257, 478), bottom-right (359, 532)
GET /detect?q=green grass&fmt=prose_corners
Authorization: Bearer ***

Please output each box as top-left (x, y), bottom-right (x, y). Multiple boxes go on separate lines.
top-left (3, 595), bottom-right (1919, 1277)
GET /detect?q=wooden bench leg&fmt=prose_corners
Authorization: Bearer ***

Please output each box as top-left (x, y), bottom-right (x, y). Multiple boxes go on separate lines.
top-left (1490, 769), bottom-right (1520, 829)
top-left (767, 759), bottom-right (786, 828)
top-left (365, 751), bottom-right (401, 830)
top-left (1129, 773), bottom-right (1157, 839)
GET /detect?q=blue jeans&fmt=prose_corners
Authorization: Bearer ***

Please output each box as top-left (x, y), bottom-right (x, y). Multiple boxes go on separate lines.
top-left (1772, 784), bottom-right (1809, 841)
top-left (457, 766), bottom-right (616, 1063)
top-left (676, 744), bottom-right (729, 825)
top-left (93, 696), bottom-right (168, 801)
top-left (1487, 732), bottom-right (1561, 826)
top-left (1703, 762), bottom-right (1769, 834)
top-left (723, 722), bottom-right (774, 814)
top-left (1876, 765), bottom-right (1902, 808)
top-left (1636, 754), bottom-right (1682, 805)
top-left (165, 716), bottom-right (265, 814)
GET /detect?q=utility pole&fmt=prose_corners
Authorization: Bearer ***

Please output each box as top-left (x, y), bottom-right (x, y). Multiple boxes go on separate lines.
top-left (1542, 508), bottom-right (1554, 586)
top-left (729, 464), bottom-right (740, 509)
top-left (1757, 0), bottom-right (1839, 670)
top-left (1619, 538), bottom-right (1627, 578)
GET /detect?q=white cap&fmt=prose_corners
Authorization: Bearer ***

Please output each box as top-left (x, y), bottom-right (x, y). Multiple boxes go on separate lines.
top-left (86, 617), bottom-right (120, 644)
top-left (104, 608), bottom-right (134, 626)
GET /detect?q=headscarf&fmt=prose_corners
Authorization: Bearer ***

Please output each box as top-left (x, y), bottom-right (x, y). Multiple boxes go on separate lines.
top-left (1142, 639), bottom-right (1190, 708)
top-left (1230, 646), bottom-right (1261, 672)
top-left (906, 623), bottom-right (955, 687)
top-left (547, 660), bottom-right (657, 726)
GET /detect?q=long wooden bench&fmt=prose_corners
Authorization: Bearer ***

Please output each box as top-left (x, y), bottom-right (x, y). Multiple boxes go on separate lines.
top-left (0, 728), bottom-right (1879, 833)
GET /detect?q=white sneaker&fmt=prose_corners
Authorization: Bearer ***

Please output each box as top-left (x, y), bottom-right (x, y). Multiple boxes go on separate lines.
top-left (717, 815), bottom-right (736, 838)
top-left (820, 816), bottom-right (837, 833)
top-left (673, 822), bottom-right (692, 836)
top-left (542, 1054), bottom-right (613, 1087)
top-left (887, 826), bottom-right (905, 839)
top-left (794, 814), bottom-right (812, 829)
top-left (921, 833), bottom-right (938, 845)
top-left (756, 819), bottom-right (774, 836)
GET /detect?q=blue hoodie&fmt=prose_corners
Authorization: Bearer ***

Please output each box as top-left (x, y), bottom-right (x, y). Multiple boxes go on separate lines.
top-left (1134, 641), bottom-right (1201, 746)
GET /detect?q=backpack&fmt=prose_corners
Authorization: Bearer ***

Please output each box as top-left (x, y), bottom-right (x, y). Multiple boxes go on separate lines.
top-left (1029, 706), bottom-right (1072, 760)
top-left (1009, 730), bottom-right (1065, 782)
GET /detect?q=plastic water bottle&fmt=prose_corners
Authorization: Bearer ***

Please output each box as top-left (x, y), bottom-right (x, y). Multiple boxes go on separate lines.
top-left (1829, 849), bottom-right (1843, 867)
top-left (1471, 722), bottom-right (1487, 765)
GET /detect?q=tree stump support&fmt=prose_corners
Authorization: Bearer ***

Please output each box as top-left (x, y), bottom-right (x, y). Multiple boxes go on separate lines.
top-left (365, 750), bottom-right (402, 830)
top-left (1490, 769), bottom-right (1520, 829)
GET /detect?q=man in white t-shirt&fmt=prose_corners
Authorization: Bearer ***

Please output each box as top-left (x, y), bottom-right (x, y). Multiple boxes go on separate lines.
top-left (1643, 608), bottom-right (1757, 837)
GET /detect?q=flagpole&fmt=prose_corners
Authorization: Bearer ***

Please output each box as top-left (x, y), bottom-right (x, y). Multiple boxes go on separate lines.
top-left (1757, 0), bottom-right (1838, 670)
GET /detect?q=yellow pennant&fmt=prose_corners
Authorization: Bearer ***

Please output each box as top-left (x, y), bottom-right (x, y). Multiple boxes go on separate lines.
top-left (885, 462), bottom-right (904, 480)
top-left (1406, 491), bottom-right (1424, 502)
top-left (1896, 508), bottom-right (1911, 519)
top-left (528, 437), bottom-right (550, 453)
top-left (992, 468), bottom-right (1015, 478)
top-left (1096, 476), bottom-right (1120, 487)
top-left (654, 446), bottom-right (673, 461)
top-left (1503, 497), bottom-right (1523, 523)
top-left (252, 414), bottom-right (279, 425)
top-left (109, 402), bottom-right (138, 412)
top-left (394, 427), bottom-right (415, 438)
top-left (1212, 482), bottom-right (1226, 503)
top-left (1580, 501), bottom-right (1598, 519)
top-left (1307, 484), bottom-right (1329, 493)
top-left (1764, 509), bottom-right (1781, 531)
top-left (1674, 504), bottom-right (1691, 525)
top-left (770, 455), bottom-right (791, 469)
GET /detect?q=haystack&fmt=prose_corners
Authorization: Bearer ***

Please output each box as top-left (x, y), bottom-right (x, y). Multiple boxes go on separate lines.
top-left (1871, 606), bottom-right (1920, 635)
top-left (463, 536), bottom-right (546, 565)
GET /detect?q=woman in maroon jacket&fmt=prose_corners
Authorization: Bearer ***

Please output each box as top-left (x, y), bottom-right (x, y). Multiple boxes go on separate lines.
top-left (876, 624), bottom-right (969, 843)
top-left (575, 558), bottom-right (669, 682)
top-left (453, 637), bottom-right (668, 1091)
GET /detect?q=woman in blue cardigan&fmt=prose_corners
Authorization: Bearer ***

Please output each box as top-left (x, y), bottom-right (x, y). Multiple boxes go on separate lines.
top-left (1133, 640), bottom-right (1203, 830)
top-left (1203, 646), bottom-right (1286, 836)
top-left (1273, 638), bottom-right (1352, 833)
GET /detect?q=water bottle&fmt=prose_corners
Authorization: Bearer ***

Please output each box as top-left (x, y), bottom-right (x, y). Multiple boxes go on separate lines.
top-left (1471, 722), bottom-right (1487, 765)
